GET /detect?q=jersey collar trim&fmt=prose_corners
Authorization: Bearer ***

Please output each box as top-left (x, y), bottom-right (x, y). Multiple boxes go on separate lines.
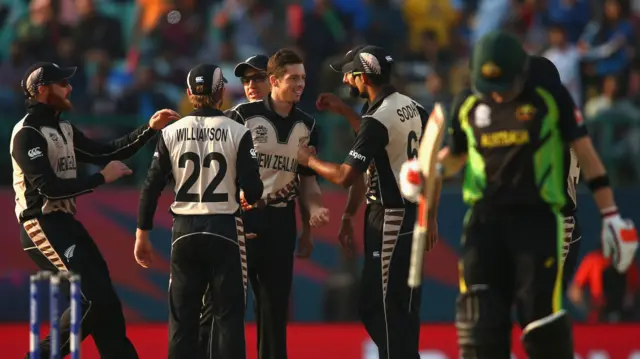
top-left (264, 93), bottom-right (296, 118)
top-left (187, 107), bottom-right (225, 117)
top-left (365, 85), bottom-right (397, 115)
top-left (26, 100), bottom-right (61, 123)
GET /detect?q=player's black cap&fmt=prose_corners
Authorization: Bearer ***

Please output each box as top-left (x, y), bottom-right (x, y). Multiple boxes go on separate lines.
top-left (341, 45), bottom-right (394, 77)
top-left (233, 55), bottom-right (269, 77)
top-left (187, 64), bottom-right (228, 95)
top-left (21, 62), bottom-right (77, 98)
top-left (471, 31), bottom-right (528, 94)
top-left (330, 45), bottom-right (367, 72)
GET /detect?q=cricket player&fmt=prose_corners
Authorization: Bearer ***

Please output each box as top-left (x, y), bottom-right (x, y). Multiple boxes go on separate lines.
top-left (403, 55), bottom-right (584, 289)
top-left (297, 45), bottom-right (432, 359)
top-left (11, 62), bottom-right (179, 359)
top-left (436, 31), bottom-right (637, 359)
top-left (135, 64), bottom-right (264, 359)
top-left (224, 49), bottom-right (329, 359)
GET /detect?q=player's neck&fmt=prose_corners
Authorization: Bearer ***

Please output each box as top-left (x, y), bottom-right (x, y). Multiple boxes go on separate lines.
top-left (270, 92), bottom-right (293, 118)
top-left (366, 86), bottom-right (382, 104)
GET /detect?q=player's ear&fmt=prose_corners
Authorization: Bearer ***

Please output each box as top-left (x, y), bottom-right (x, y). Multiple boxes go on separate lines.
top-left (361, 74), bottom-right (372, 86)
top-left (37, 85), bottom-right (48, 96)
top-left (269, 74), bottom-right (279, 88)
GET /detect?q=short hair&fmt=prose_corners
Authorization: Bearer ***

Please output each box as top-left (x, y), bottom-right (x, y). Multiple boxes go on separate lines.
top-left (267, 49), bottom-right (303, 78)
top-left (188, 90), bottom-right (223, 109)
top-left (365, 73), bottom-right (391, 86)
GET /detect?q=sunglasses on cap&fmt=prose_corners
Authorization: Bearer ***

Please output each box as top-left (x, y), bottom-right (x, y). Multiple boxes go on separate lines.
top-left (241, 73), bottom-right (267, 84)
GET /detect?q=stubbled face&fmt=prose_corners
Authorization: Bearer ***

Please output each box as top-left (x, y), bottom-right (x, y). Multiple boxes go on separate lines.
top-left (273, 64), bottom-right (305, 103)
top-left (343, 72), bottom-right (359, 98)
top-left (44, 80), bottom-right (73, 111)
top-left (241, 68), bottom-right (269, 102)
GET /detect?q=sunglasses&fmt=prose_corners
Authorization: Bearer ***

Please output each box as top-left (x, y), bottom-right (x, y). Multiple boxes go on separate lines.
top-left (351, 71), bottom-right (363, 77)
top-left (241, 73), bottom-right (267, 84)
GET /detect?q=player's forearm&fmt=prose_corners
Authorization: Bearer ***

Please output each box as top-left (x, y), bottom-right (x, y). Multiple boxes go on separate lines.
top-left (344, 174), bottom-right (365, 216)
top-left (571, 137), bottom-right (617, 210)
top-left (438, 147), bottom-right (467, 177)
top-left (298, 198), bottom-right (311, 231)
top-left (300, 176), bottom-right (323, 213)
top-left (337, 105), bottom-right (362, 132)
top-left (307, 157), bottom-right (355, 187)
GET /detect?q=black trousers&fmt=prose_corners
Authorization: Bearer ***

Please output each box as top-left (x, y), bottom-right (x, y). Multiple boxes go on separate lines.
top-left (360, 204), bottom-right (421, 359)
top-left (199, 203), bottom-right (297, 359)
top-left (170, 215), bottom-right (247, 359)
top-left (456, 206), bottom-right (568, 358)
top-left (19, 213), bottom-right (138, 359)
top-left (562, 215), bottom-right (582, 290)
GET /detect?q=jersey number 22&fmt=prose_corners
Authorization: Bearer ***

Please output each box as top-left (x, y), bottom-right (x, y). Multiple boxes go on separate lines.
top-left (176, 152), bottom-right (228, 203)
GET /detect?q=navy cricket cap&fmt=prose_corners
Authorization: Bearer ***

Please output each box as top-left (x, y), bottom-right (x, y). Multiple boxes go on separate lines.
top-left (471, 30), bottom-right (528, 94)
top-left (330, 45), bottom-right (367, 72)
top-left (187, 64), bottom-right (228, 95)
top-left (341, 46), bottom-right (394, 76)
top-left (21, 62), bottom-right (77, 98)
top-left (233, 55), bottom-right (269, 77)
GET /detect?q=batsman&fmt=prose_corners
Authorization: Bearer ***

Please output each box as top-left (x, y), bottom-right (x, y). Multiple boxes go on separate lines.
top-left (403, 30), bottom-right (638, 359)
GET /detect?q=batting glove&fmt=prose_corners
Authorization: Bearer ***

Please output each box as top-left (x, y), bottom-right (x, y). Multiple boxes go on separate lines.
top-left (399, 159), bottom-right (423, 202)
top-left (601, 207), bottom-right (639, 273)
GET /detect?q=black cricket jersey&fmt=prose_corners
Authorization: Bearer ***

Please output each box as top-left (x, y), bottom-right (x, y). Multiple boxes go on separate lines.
top-left (137, 107), bottom-right (263, 230)
top-left (345, 85), bottom-right (429, 208)
top-left (225, 96), bottom-right (318, 206)
top-left (447, 67), bottom-right (588, 211)
top-left (10, 101), bottom-right (157, 223)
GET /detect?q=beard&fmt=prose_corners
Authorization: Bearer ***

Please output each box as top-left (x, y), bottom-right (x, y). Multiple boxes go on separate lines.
top-left (47, 91), bottom-right (72, 112)
top-left (348, 86), bottom-right (360, 98)
top-left (358, 89), bottom-right (369, 99)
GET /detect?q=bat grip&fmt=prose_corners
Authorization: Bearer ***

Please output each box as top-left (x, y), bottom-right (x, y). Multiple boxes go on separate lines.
top-left (408, 227), bottom-right (426, 288)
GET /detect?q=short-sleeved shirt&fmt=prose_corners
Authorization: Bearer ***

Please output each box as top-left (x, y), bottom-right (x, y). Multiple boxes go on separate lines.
top-left (225, 96), bottom-right (318, 205)
top-left (448, 79), bottom-right (588, 209)
top-left (344, 85), bottom-right (428, 208)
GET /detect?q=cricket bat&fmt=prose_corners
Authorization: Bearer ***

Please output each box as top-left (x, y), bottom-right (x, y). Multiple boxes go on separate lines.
top-left (408, 103), bottom-right (446, 288)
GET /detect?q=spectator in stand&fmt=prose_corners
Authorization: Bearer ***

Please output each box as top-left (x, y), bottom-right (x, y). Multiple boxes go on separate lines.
top-left (15, 0), bottom-right (71, 60)
top-left (402, 0), bottom-right (457, 53)
top-left (579, 0), bottom-right (635, 96)
top-left (0, 42), bottom-right (32, 110)
top-left (73, 0), bottom-right (125, 62)
top-left (546, 0), bottom-right (591, 43)
top-left (543, 24), bottom-right (582, 107)
top-left (585, 75), bottom-right (618, 118)
top-left (568, 245), bottom-right (639, 322)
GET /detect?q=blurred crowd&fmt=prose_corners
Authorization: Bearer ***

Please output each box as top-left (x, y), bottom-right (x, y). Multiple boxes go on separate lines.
top-left (0, 0), bottom-right (639, 151)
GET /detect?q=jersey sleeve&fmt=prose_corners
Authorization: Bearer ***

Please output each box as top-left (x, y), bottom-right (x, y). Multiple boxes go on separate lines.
top-left (11, 128), bottom-right (105, 200)
top-left (236, 131), bottom-right (264, 204)
top-left (298, 120), bottom-right (319, 177)
top-left (137, 134), bottom-right (173, 230)
top-left (447, 91), bottom-right (470, 155)
top-left (73, 123), bottom-right (158, 165)
top-left (416, 103), bottom-right (431, 133)
top-left (550, 84), bottom-right (589, 143)
top-left (344, 116), bottom-right (389, 173)
top-left (225, 107), bottom-right (245, 125)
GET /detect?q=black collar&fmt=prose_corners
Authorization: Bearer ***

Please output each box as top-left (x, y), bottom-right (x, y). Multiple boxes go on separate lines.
top-left (187, 107), bottom-right (225, 117)
top-left (264, 93), bottom-right (296, 118)
top-left (365, 85), bottom-right (397, 115)
top-left (26, 100), bottom-right (61, 124)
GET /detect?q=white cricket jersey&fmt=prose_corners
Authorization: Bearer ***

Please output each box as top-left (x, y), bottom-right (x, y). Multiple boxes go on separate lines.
top-left (225, 97), bottom-right (318, 206)
top-left (137, 107), bottom-right (263, 230)
top-left (345, 86), bottom-right (429, 208)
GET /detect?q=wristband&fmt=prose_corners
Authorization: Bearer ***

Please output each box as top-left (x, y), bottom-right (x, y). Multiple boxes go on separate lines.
top-left (342, 213), bottom-right (352, 220)
top-left (587, 175), bottom-right (610, 192)
top-left (601, 206), bottom-right (619, 218)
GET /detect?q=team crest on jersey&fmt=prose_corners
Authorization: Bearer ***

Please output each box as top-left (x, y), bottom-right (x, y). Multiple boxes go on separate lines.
top-left (49, 132), bottom-right (63, 148)
top-left (481, 62), bottom-right (501, 79)
top-left (515, 104), bottom-right (536, 121)
top-left (253, 125), bottom-right (269, 143)
top-left (474, 104), bottom-right (491, 128)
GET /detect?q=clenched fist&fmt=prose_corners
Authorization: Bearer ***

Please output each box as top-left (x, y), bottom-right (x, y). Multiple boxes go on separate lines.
top-left (100, 161), bottom-right (132, 183)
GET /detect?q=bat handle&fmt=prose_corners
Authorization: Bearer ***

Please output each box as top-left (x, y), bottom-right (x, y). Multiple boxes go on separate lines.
top-left (408, 226), bottom-right (426, 288)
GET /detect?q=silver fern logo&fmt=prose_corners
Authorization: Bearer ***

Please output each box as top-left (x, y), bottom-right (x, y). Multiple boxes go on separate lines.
top-left (359, 53), bottom-right (381, 74)
top-left (25, 67), bottom-right (44, 96)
